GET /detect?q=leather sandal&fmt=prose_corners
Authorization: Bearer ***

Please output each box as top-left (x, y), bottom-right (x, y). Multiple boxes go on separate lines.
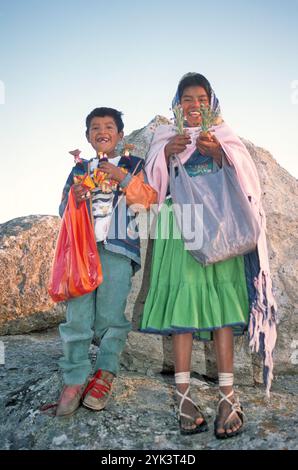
top-left (176, 385), bottom-right (208, 435)
top-left (214, 390), bottom-right (244, 439)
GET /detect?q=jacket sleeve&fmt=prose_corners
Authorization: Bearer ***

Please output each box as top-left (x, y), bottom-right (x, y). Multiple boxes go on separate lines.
top-left (58, 170), bottom-right (74, 217)
top-left (120, 170), bottom-right (157, 210)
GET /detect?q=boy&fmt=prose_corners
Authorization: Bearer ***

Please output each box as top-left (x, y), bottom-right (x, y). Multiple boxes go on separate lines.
top-left (56, 107), bottom-right (157, 416)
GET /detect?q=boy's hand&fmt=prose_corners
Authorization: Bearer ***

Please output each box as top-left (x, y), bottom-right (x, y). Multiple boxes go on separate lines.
top-left (196, 133), bottom-right (223, 164)
top-left (73, 183), bottom-right (91, 206)
top-left (164, 134), bottom-right (191, 162)
top-left (98, 162), bottom-right (126, 182)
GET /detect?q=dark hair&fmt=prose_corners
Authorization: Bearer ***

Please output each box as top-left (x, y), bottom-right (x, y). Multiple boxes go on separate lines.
top-left (177, 73), bottom-right (212, 103)
top-left (85, 107), bottom-right (124, 134)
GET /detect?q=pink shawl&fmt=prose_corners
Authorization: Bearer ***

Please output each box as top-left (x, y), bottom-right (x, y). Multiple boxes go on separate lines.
top-left (145, 122), bottom-right (277, 396)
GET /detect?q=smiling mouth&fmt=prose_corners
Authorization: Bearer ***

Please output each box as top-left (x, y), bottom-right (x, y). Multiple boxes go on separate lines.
top-left (96, 137), bottom-right (110, 143)
top-left (188, 111), bottom-right (201, 117)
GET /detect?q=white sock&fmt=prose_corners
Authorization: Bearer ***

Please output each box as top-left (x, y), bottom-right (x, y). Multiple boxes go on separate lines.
top-left (175, 371), bottom-right (190, 384)
top-left (218, 372), bottom-right (234, 388)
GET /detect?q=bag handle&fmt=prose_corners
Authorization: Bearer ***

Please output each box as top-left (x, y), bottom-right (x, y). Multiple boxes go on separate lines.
top-left (109, 158), bottom-right (143, 217)
top-left (169, 154), bottom-right (194, 201)
top-left (87, 161), bottom-right (95, 229)
top-left (169, 154), bottom-right (188, 178)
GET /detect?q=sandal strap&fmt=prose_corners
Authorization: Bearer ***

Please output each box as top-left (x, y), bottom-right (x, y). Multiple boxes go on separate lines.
top-left (176, 386), bottom-right (203, 416)
top-left (217, 389), bottom-right (245, 427)
top-left (179, 411), bottom-right (199, 421)
top-left (218, 389), bottom-right (234, 408)
top-left (224, 403), bottom-right (245, 428)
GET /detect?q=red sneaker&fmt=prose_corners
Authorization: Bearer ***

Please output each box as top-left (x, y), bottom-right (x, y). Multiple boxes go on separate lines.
top-left (82, 369), bottom-right (114, 411)
top-left (56, 383), bottom-right (86, 417)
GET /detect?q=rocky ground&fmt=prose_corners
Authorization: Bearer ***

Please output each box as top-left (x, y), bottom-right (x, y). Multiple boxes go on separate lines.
top-left (0, 329), bottom-right (297, 451)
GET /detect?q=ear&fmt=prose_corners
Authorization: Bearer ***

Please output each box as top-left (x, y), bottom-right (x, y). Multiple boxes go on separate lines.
top-left (86, 131), bottom-right (90, 143)
top-left (119, 131), bottom-right (124, 140)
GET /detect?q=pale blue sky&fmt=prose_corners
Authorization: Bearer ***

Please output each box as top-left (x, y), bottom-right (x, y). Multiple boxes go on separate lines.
top-left (0, 0), bottom-right (297, 223)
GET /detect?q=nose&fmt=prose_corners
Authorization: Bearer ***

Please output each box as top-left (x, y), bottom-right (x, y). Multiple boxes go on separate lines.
top-left (192, 98), bottom-right (201, 107)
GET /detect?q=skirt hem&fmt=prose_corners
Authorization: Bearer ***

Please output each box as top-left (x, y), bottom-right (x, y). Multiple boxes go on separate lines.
top-left (139, 321), bottom-right (248, 341)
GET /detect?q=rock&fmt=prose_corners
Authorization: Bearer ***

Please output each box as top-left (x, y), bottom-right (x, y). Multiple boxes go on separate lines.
top-left (0, 215), bottom-right (64, 334)
top-left (242, 139), bottom-right (298, 376)
top-left (0, 116), bottom-right (297, 384)
top-left (118, 115), bottom-right (171, 159)
top-left (52, 434), bottom-right (68, 446)
top-left (0, 330), bottom-right (297, 450)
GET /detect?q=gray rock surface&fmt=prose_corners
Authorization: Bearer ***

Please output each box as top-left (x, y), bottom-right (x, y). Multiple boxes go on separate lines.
top-left (0, 329), bottom-right (297, 450)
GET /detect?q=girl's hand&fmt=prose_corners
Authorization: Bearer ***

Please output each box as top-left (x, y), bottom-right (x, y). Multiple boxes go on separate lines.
top-left (164, 133), bottom-right (191, 162)
top-left (196, 133), bottom-right (223, 164)
top-left (98, 162), bottom-right (126, 182)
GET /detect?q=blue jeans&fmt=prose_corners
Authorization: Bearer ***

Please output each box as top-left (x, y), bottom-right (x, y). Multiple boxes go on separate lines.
top-left (58, 243), bottom-right (132, 385)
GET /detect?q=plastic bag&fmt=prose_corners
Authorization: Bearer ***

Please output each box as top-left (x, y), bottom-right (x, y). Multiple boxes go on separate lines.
top-left (48, 187), bottom-right (103, 302)
top-left (169, 155), bottom-right (261, 265)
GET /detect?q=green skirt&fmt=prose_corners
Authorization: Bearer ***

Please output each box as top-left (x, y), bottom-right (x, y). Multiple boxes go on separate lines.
top-left (140, 199), bottom-right (249, 341)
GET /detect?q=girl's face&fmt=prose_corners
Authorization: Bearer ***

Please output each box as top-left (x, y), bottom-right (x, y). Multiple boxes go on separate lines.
top-left (180, 85), bottom-right (210, 127)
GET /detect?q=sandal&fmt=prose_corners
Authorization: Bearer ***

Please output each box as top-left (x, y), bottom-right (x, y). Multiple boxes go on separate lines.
top-left (214, 390), bottom-right (244, 439)
top-left (176, 385), bottom-right (208, 435)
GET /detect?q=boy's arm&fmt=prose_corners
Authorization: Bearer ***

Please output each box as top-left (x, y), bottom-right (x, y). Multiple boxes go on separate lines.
top-left (120, 170), bottom-right (157, 210)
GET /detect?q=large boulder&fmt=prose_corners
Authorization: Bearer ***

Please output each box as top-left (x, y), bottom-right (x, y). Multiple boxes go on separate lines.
top-left (0, 215), bottom-right (64, 334)
top-left (239, 139), bottom-right (298, 377)
top-left (0, 116), bottom-right (297, 385)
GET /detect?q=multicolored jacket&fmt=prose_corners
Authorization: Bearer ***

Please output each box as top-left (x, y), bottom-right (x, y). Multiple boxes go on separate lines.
top-left (59, 155), bottom-right (157, 271)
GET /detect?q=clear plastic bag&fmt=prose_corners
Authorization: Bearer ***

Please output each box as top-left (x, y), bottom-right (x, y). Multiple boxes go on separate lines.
top-left (170, 155), bottom-right (261, 265)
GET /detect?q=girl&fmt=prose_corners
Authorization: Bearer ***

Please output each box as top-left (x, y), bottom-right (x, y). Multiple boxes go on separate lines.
top-left (141, 73), bottom-right (277, 438)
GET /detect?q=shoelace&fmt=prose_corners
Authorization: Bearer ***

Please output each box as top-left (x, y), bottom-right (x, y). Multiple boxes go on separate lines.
top-left (83, 371), bottom-right (112, 399)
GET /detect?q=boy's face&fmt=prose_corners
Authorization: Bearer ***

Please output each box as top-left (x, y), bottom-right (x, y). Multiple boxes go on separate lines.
top-left (86, 116), bottom-right (123, 157)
